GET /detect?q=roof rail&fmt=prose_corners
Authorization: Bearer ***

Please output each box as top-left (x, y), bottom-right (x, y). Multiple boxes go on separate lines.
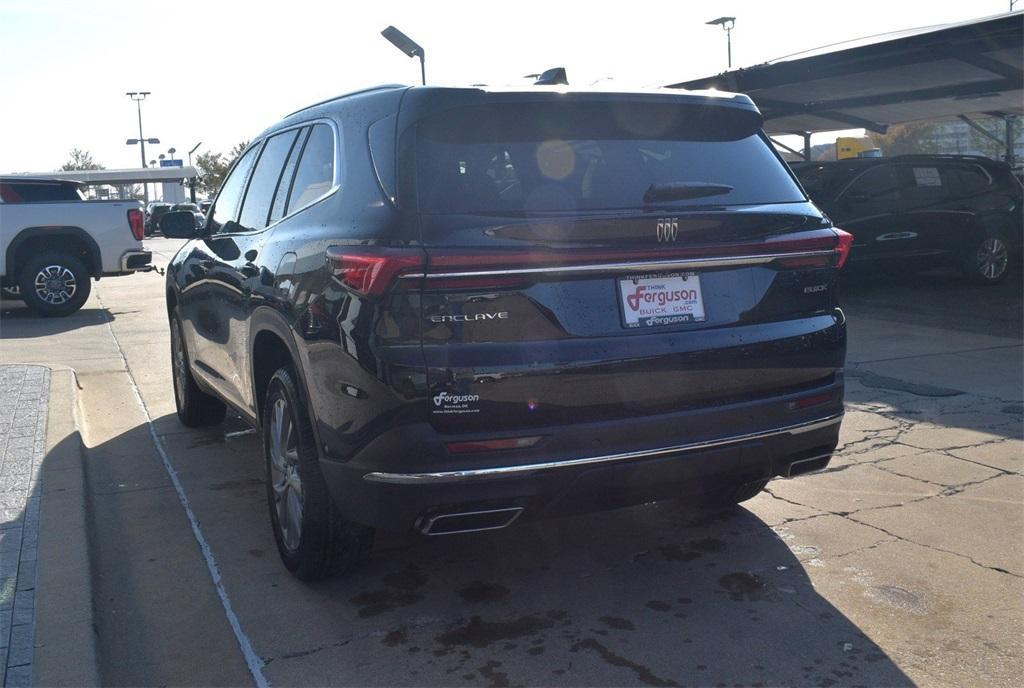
top-left (891, 154), bottom-right (998, 162)
top-left (284, 84), bottom-right (408, 118)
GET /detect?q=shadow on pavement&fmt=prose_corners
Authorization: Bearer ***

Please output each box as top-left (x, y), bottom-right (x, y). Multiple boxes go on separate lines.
top-left (75, 412), bottom-right (914, 687)
top-left (0, 303), bottom-right (115, 338)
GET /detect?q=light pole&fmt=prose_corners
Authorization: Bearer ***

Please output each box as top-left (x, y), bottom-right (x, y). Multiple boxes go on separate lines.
top-left (381, 26), bottom-right (426, 85)
top-left (706, 17), bottom-right (736, 70)
top-left (188, 142), bottom-right (202, 202)
top-left (126, 91), bottom-right (159, 203)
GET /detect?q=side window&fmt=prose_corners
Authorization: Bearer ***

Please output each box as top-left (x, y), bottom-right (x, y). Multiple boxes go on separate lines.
top-left (844, 165), bottom-right (900, 202)
top-left (269, 127), bottom-right (309, 225)
top-left (287, 124), bottom-right (335, 213)
top-left (210, 145), bottom-right (260, 234)
top-left (237, 129), bottom-right (300, 232)
top-left (955, 165), bottom-right (991, 196)
top-left (901, 165), bottom-right (945, 204)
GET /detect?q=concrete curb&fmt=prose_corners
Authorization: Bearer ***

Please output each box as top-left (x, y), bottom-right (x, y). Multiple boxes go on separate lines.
top-left (32, 367), bottom-right (100, 687)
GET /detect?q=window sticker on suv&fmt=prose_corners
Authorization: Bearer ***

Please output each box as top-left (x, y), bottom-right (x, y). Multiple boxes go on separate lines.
top-left (913, 167), bottom-right (941, 186)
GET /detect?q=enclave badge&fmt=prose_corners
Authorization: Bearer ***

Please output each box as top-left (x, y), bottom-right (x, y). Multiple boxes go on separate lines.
top-left (656, 217), bottom-right (679, 242)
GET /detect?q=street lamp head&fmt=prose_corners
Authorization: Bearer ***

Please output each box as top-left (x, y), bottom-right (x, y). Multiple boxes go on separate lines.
top-left (158, 154), bottom-right (166, 160)
top-left (168, 147), bottom-right (176, 155)
top-left (126, 138), bottom-right (140, 145)
top-left (381, 25), bottom-right (423, 58)
top-left (707, 16), bottom-right (735, 30)
top-left (146, 138), bottom-right (160, 144)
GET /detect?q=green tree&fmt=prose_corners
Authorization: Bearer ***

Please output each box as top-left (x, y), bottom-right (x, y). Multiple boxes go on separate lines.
top-left (61, 148), bottom-right (104, 171)
top-left (194, 141), bottom-right (249, 196)
top-left (867, 123), bottom-right (941, 156)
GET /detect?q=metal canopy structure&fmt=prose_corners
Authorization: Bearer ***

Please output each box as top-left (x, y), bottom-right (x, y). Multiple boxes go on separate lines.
top-left (5, 166), bottom-right (197, 185)
top-left (669, 12), bottom-right (1023, 149)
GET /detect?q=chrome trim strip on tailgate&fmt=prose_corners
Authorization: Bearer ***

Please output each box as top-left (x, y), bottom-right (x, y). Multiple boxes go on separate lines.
top-left (363, 413), bottom-right (843, 485)
top-left (399, 250), bottom-right (835, 280)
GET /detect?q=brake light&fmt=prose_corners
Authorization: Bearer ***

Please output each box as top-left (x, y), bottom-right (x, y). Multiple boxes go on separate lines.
top-left (446, 436), bottom-right (543, 454)
top-left (771, 228), bottom-right (853, 269)
top-left (834, 228), bottom-right (853, 269)
top-left (325, 247), bottom-right (424, 296)
top-left (788, 391), bottom-right (837, 410)
top-left (127, 208), bottom-right (144, 241)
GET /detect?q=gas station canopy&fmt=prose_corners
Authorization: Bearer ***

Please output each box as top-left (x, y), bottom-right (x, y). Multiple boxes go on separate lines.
top-left (669, 12), bottom-right (1023, 137)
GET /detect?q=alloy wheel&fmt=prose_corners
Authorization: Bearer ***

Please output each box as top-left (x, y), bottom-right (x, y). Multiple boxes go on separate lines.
top-left (269, 397), bottom-right (304, 553)
top-left (976, 237), bottom-right (1008, 280)
top-left (171, 320), bottom-right (187, 406)
top-left (33, 265), bottom-right (76, 305)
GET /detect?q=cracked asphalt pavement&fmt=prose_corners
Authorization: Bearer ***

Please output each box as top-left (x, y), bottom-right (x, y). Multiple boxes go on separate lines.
top-left (1, 240), bottom-right (1020, 687)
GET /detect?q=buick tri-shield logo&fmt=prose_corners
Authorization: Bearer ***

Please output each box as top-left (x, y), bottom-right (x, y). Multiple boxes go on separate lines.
top-left (656, 217), bottom-right (679, 242)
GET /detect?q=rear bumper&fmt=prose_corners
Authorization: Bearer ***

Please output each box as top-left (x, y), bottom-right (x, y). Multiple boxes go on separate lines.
top-left (319, 379), bottom-right (844, 532)
top-left (120, 250), bottom-right (153, 272)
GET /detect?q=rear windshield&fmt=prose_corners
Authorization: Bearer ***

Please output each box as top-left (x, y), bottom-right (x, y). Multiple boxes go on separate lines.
top-left (409, 102), bottom-right (805, 214)
top-left (0, 181), bottom-right (82, 203)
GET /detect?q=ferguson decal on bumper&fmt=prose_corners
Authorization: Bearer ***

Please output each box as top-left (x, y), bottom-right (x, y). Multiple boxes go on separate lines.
top-left (432, 392), bottom-right (481, 415)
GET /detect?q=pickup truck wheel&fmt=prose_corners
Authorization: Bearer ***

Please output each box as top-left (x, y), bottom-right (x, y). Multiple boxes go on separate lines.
top-left (18, 252), bottom-right (91, 317)
top-left (1, 286), bottom-right (21, 301)
top-left (170, 314), bottom-right (227, 427)
top-left (963, 232), bottom-right (1010, 284)
top-left (263, 365), bottom-right (373, 580)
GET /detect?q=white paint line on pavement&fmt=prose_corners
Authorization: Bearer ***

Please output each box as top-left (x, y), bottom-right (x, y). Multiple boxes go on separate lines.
top-left (97, 297), bottom-right (270, 688)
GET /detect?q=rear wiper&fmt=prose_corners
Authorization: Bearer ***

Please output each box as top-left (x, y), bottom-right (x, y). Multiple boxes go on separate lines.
top-left (643, 182), bottom-right (735, 203)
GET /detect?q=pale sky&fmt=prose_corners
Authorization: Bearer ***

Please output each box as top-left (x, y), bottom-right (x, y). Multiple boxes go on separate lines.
top-left (0, 0), bottom-right (1012, 173)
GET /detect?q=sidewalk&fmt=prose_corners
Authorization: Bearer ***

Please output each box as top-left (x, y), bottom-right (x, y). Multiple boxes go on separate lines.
top-left (0, 365), bottom-right (48, 688)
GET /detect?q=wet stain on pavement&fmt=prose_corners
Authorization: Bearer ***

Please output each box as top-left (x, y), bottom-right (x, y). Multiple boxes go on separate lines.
top-left (436, 614), bottom-right (557, 649)
top-left (646, 600), bottom-right (671, 612)
top-left (688, 537), bottom-right (726, 553)
top-left (573, 638), bottom-right (680, 687)
top-left (207, 477), bottom-right (263, 497)
top-left (599, 616), bottom-right (636, 631)
top-left (458, 580), bottom-right (511, 604)
top-left (718, 572), bottom-right (770, 602)
top-left (656, 544), bottom-right (701, 562)
top-left (247, 548), bottom-right (265, 558)
top-left (868, 585), bottom-right (927, 614)
top-left (382, 627), bottom-right (408, 647)
top-left (351, 565), bottom-right (429, 617)
top-left (477, 660), bottom-right (510, 687)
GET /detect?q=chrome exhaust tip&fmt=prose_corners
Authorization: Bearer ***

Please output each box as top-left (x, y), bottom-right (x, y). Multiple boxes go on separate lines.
top-left (417, 506), bottom-right (524, 536)
top-left (785, 453), bottom-right (832, 478)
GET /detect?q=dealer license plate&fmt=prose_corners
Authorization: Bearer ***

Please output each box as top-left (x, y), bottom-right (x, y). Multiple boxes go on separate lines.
top-left (618, 273), bottom-right (706, 329)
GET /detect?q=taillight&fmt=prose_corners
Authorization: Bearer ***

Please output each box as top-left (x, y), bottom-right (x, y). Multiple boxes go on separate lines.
top-left (771, 228), bottom-right (853, 269)
top-left (127, 208), bottom-right (144, 241)
top-left (834, 228), bottom-right (853, 269)
top-left (325, 247), bottom-right (424, 296)
top-left (446, 436), bottom-right (543, 454)
top-left (788, 391), bottom-right (837, 410)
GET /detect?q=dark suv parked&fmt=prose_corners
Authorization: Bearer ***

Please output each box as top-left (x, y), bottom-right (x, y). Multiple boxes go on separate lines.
top-left (793, 155), bottom-right (1022, 283)
top-left (162, 85), bottom-right (850, 579)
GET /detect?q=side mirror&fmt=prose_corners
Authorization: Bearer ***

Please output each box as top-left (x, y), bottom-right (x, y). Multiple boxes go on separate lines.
top-left (160, 210), bottom-right (200, 238)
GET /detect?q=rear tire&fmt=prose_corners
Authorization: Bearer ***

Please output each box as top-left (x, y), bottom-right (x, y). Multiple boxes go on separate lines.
top-left (0, 286), bottom-right (22, 301)
top-left (18, 252), bottom-right (91, 317)
top-left (263, 365), bottom-right (373, 581)
top-left (963, 231), bottom-right (1010, 284)
top-left (170, 313), bottom-right (227, 427)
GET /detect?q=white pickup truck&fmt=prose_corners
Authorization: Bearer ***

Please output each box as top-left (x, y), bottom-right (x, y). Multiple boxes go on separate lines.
top-left (0, 177), bottom-right (153, 316)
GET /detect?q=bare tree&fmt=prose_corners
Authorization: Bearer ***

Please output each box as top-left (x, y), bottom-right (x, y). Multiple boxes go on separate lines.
top-left (61, 148), bottom-right (105, 171)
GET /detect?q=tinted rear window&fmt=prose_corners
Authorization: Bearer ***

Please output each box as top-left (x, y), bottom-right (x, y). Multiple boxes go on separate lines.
top-left (409, 102), bottom-right (804, 214)
top-left (1, 181), bottom-right (82, 203)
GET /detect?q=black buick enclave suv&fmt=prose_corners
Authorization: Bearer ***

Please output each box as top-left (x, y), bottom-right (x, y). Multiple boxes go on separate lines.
top-left (162, 85), bottom-right (850, 579)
